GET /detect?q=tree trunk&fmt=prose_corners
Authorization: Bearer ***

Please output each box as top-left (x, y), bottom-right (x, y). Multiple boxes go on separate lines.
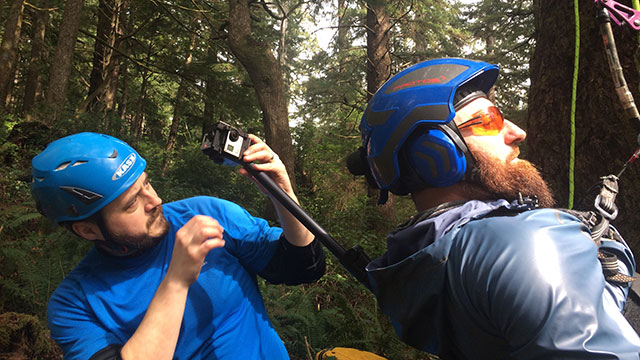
top-left (22, 0), bottom-right (50, 117)
top-left (104, 0), bottom-right (126, 113)
top-left (335, 0), bottom-right (352, 76)
top-left (365, 0), bottom-right (395, 228)
top-left (132, 70), bottom-right (149, 140)
top-left (44, 0), bottom-right (84, 125)
top-left (528, 0), bottom-right (640, 259)
top-left (86, 0), bottom-right (113, 111)
top-left (0, 0), bottom-right (25, 112)
top-left (85, 0), bottom-right (124, 113)
top-left (278, 17), bottom-right (288, 67)
top-left (118, 1), bottom-right (134, 122)
top-left (161, 21), bottom-right (197, 177)
top-left (131, 40), bottom-right (154, 141)
top-left (336, 0), bottom-right (348, 52)
top-left (227, 0), bottom-right (296, 190)
top-left (203, 37), bottom-right (218, 138)
top-left (203, 70), bottom-right (217, 138)
top-left (103, 43), bottom-right (121, 113)
top-left (160, 80), bottom-right (187, 176)
top-left (118, 59), bottom-right (128, 121)
top-left (202, 14), bottom-right (225, 139)
top-left (365, 0), bottom-right (391, 100)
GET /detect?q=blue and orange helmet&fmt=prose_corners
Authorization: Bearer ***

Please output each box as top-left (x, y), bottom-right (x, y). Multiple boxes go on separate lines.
top-left (358, 58), bottom-right (499, 195)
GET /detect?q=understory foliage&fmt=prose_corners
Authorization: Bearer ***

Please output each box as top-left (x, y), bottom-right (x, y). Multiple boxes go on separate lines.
top-left (0, 0), bottom-right (536, 358)
top-left (0, 119), bottom-right (425, 359)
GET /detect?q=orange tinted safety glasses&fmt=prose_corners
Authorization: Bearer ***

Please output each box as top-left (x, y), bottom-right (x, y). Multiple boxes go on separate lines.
top-left (456, 106), bottom-right (504, 136)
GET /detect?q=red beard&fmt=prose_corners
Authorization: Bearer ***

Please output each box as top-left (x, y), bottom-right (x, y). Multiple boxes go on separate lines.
top-left (460, 149), bottom-right (555, 208)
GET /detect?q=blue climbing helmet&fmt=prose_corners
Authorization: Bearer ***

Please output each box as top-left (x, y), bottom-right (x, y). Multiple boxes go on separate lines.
top-left (358, 57), bottom-right (499, 194)
top-left (31, 132), bottom-right (147, 223)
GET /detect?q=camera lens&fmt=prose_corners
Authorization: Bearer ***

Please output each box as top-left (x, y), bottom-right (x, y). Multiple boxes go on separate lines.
top-left (229, 130), bottom-right (239, 141)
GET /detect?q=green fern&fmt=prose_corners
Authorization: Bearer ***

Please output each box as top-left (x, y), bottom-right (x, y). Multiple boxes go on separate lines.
top-left (4, 212), bottom-right (42, 230)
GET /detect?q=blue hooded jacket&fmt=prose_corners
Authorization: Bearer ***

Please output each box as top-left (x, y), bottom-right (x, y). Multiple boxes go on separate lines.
top-left (367, 200), bottom-right (640, 359)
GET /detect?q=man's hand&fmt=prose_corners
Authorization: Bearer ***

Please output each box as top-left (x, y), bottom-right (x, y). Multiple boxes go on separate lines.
top-left (239, 134), bottom-right (293, 197)
top-left (122, 216), bottom-right (224, 360)
top-left (166, 215), bottom-right (225, 287)
top-left (239, 134), bottom-right (314, 248)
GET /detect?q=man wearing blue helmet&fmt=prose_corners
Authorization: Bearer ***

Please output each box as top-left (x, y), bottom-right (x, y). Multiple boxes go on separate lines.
top-left (31, 132), bottom-right (325, 359)
top-left (349, 58), bottom-right (640, 358)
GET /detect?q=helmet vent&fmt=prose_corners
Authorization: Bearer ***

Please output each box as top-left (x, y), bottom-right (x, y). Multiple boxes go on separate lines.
top-left (109, 150), bottom-right (118, 158)
top-left (55, 161), bottom-right (71, 171)
top-left (60, 186), bottom-right (103, 204)
top-left (72, 160), bottom-right (87, 167)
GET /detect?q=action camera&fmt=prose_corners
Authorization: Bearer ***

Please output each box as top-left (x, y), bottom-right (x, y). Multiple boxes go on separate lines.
top-left (201, 122), bottom-right (252, 166)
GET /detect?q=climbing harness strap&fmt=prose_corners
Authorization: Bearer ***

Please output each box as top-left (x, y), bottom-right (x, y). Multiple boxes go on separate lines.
top-left (563, 175), bottom-right (634, 284)
top-left (488, 185), bottom-right (634, 285)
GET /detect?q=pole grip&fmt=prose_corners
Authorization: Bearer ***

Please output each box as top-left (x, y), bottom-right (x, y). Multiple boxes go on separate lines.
top-left (242, 162), bottom-right (372, 290)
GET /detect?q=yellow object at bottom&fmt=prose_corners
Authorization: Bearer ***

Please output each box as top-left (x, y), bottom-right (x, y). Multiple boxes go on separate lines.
top-left (316, 347), bottom-right (387, 360)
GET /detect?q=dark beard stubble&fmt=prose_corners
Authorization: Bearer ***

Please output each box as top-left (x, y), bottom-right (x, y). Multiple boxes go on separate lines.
top-left (107, 205), bottom-right (170, 250)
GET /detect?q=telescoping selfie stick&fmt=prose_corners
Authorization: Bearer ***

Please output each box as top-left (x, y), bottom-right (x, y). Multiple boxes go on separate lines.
top-left (594, 0), bottom-right (640, 178)
top-left (201, 122), bottom-right (372, 291)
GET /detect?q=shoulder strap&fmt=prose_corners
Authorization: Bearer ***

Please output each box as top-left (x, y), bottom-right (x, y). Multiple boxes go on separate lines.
top-left (482, 178), bottom-right (634, 286)
top-left (482, 193), bottom-right (539, 218)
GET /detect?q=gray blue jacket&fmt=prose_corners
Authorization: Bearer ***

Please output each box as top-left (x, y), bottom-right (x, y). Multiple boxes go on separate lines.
top-left (367, 200), bottom-right (640, 359)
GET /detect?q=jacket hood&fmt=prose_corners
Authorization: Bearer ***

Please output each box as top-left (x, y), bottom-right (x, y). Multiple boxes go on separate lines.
top-left (365, 199), bottom-right (512, 352)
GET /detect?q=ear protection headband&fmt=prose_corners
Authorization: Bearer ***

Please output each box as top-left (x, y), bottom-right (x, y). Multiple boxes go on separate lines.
top-left (404, 89), bottom-right (486, 188)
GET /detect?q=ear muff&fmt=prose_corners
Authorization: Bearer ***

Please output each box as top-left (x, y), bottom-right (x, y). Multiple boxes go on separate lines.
top-left (404, 127), bottom-right (467, 187)
top-left (346, 147), bottom-right (380, 189)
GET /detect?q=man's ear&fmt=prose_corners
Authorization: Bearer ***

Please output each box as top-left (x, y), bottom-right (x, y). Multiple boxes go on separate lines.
top-left (72, 221), bottom-right (104, 241)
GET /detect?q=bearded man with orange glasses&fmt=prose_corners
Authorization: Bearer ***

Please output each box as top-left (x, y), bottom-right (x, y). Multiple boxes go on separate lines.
top-left (348, 58), bottom-right (640, 359)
